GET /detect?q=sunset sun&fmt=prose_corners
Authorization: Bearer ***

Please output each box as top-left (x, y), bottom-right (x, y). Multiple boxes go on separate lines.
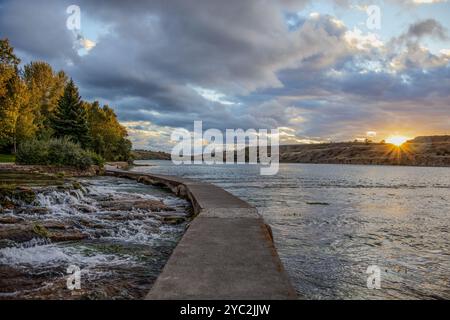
top-left (386, 135), bottom-right (410, 147)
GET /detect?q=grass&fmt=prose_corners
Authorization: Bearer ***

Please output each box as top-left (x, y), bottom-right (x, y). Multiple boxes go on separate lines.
top-left (0, 154), bottom-right (15, 163)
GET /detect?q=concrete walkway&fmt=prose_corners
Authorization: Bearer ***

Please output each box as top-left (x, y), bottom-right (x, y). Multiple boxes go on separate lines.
top-left (105, 166), bottom-right (297, 300)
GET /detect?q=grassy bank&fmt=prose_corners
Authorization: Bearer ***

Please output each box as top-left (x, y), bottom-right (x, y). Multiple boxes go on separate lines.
top-left (0, 154), bottom-right (15, 163)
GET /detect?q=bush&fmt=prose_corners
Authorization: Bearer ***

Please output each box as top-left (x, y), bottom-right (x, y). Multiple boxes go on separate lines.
top-left (17, 138), bottom-right (104, 169)
top-left (84, 150), bottom-right (105, 166)
top-left (16, 139), bottom-right (49, 165)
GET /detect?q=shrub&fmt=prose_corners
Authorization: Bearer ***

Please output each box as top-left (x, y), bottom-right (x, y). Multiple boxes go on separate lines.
top-left (17, 138), bottom-right (104, 169)
top-left (16, 139), bottom-right (49, 165)
top-left (84, 150), bottom-right (105, 167)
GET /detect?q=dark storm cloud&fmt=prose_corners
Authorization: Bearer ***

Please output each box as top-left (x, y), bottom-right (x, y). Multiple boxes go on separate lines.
top-left (406, 19), bottom-right (448, 41)
top-left (65, 0), bottom-right (353, 130)
top-left (0, 0), bottom-right (77, 63)
top-left (1, 0), bottom-right (449, 145)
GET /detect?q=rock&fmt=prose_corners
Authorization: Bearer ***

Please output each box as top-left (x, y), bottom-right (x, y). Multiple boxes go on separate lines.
top-left (0, 223), bottom-right (87, 243)
top-left (156, 211), bottom-right (190, 218)
top-left (91, 195), bottom-right (114, 202)
top-left (105, 162), bottom-right (129, 170)
top-left (77, 219), bottom-right (105, 229)
top-left (49, 231), bottom-right (88, 242)
top-left (14, 207), bottom-right (50, 215)
top-left (72, 181), bottom-right (85, 191)
top-left (74, 205), bottom-right (95, 213)
top-left (102, 213), bottom-right (129, 221)
top-left (99, 200), bottom-right (174, 212)
top-left (0, 186), bottom-right (36, 206)
top-left (0, 225), bottom-right (38, 242)
top-left (42, 221), bottom-right (71, 230)
top-left (92, 230), bottom-right (110, 238)
top-left (158, 215), bottom-right (187, 225)
top-left (155, 210), bottom-right (190, 225)
top-left (102, 213), bottom-right (146, 221)
top-left (32, 224), bottom-right (50, 238)
top-left (0, 164), bottom-right (102, 177)
top-left (0, 216), bottom-right (24, 224)
top-left (14, 188), bottom-right (36, 204)
top-left (0, 201), bottom-right (15, 210)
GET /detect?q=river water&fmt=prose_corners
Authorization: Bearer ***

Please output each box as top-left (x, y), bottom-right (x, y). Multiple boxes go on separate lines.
top-left (0, 176), bottom-right (190, 299)
top-left (132, 161), bottom-right (450, 300)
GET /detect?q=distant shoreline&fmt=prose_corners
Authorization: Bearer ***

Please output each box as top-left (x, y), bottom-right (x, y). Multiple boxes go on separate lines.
top-left (277, 160), bottom-right (450, 168)
top-left (132, 135), bottom-right (450, 168)
top-left (134, 159), bottom-right (450, 169)
top-left (277, 136), bottom-right (450, 167)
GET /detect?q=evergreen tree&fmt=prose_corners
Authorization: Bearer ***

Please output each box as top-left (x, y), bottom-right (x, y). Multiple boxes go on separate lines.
top-left (51, 79), bottom-right (90, 147)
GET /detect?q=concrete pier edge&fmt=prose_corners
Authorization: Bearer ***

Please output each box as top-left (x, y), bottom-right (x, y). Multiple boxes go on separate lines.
top-left (105, 166), bottom-right (297, 300)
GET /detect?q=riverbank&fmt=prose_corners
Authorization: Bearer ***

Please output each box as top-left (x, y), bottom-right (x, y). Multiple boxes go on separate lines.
top-left (0, 163), bottom-right (103, 177)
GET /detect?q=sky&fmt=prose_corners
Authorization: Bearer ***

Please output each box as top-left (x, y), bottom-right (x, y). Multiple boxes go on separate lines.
top-left (1, 0), bottom-right (449, 151)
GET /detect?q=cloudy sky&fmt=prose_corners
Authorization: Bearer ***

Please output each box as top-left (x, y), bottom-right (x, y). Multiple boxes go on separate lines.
top-left (1, 0), bottom-right (449, 150)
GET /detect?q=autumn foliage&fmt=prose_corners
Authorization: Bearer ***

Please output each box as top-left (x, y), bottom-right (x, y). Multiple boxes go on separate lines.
top-left (0, 39), bottom-right (131, 164)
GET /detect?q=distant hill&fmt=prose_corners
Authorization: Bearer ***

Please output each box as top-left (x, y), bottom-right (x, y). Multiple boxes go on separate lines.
top-left (131, 136), bottom-right (450, 167)
top-left (278, 135), bottom-right (450, 167)
top-left (408, 135), bottom-right (450, 143)
top-left (131, 149), bottom-right (171, 160)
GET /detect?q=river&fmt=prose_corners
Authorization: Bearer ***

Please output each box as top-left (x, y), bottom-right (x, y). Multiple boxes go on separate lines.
top-left (131, 161), bottom-right (450, 300)
top-left (0, 175), bottom-right (190, 299)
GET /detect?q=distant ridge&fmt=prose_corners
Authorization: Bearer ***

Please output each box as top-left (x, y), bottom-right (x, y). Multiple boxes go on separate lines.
top-left (408, 135), bottom-right (450, 143)
top-left (132, 149), bottom-right (171, 160)
top-left (132, 136), bottom-right (450, 167)
top-left (278, 135), bottom-right (450, 167)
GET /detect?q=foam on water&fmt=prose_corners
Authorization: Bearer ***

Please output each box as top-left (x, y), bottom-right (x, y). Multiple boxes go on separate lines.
top-left (0, 176), bottom-right (190, 299)
top-left (0, 241), bottom-right (136, 268)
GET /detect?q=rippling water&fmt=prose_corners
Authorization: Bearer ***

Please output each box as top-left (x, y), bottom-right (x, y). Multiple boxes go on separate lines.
top-left (132, 161), bottom-right (450, 300)
top-left (0, 176), bottom-right (190, 299)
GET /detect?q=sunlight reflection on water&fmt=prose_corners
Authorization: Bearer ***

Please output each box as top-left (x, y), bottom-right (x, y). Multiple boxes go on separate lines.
top-left (132, 161), bottom-right (450, 299)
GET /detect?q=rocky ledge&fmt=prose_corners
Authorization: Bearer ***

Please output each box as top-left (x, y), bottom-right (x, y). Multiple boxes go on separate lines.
top-left (0, 164), bottom-right (103, 177)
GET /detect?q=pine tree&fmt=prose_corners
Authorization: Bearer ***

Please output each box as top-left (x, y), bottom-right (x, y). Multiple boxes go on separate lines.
top-left (51, 79), bottom-right (90, 147)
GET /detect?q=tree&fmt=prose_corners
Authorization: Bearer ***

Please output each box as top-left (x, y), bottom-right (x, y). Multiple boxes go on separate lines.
top-left (51, 79), bottom-right (90, 147)
top-left (1, 39), bottom-right (132, 161)
top-left (0, 39), bottom-right (20, 98)
top-left (0, 73), bottom-right (34, 153)
top-left (86, 101), bottom-right (131, 161)
top-left (0, 39), bottom-right (34, 153)
top-left (23, 61), bottom-right (67, 139)
top-left (0, 38), bottom-right (20, 66)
